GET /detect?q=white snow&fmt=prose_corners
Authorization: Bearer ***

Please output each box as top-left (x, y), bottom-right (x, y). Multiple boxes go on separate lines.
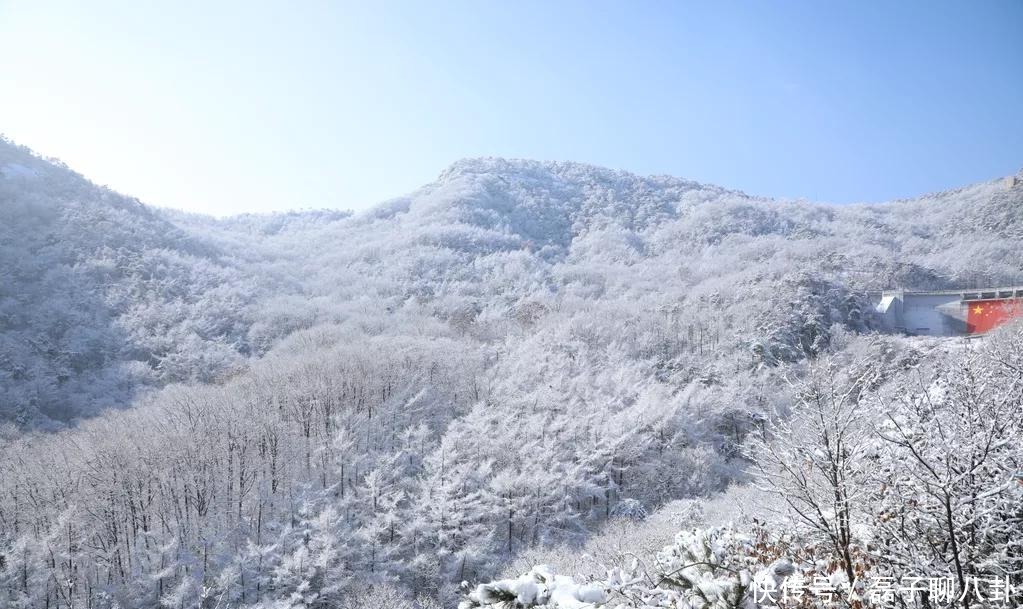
top-left (461, 565), bottom-right (606, 608)
top-left (1, 162), bottom-right (38, 179)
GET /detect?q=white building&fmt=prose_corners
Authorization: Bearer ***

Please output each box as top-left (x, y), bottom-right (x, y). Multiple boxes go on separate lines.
top-left (873, 286), bottom-right (1023, 336)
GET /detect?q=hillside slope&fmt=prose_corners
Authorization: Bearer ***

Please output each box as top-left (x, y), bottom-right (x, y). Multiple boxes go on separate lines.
top-left (1, 143), bottom-right (1021, 607)
top-left (3, 142), bottom-right (1022, 429)
top-left (0, 140), bottom-right (252, 426)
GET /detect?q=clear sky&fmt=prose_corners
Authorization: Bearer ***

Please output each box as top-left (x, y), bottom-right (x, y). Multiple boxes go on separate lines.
top-left (1, 1), bottom-right (1021, 216)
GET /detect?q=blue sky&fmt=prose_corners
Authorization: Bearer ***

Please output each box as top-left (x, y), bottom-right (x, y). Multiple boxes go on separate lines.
top-left (1, 1), bottom-right (1021, 215)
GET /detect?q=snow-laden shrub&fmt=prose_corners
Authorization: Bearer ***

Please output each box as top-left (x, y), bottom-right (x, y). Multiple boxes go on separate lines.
top-left (609, 498), bottom-right (648, 521)
top-left (459, 522), bottom-right (881, 609)
top-left (459, 564), bottom-right (606, 609)
top-left (460, 526), bottom-right (785, 609)
top-left (643, 527), bottom-right (759, 608)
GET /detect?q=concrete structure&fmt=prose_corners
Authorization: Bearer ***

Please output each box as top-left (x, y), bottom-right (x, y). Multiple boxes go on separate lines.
top-left (872, 286), bottom-right (1023, 336)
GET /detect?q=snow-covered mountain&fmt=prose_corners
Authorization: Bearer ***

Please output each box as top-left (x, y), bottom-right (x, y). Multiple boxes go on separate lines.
top-left (8, 141), bottom-right (1018, 427)
top-left (0, 140), bottom-right (263, 426)
top-left (1, 139), bottom-right (1021, 609)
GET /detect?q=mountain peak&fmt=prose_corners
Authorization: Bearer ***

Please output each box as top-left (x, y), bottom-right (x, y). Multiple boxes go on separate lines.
top-left (437, 156), bottom-right (708, 193)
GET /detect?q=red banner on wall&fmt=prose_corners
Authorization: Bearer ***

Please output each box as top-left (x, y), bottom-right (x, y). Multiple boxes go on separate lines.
top-left (966, 299), bottom-right (1023, 334)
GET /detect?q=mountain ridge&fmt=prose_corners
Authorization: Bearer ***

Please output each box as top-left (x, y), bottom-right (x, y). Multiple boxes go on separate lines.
top-left (8, 134), bottom-right (1018, 220)
top-left (2, 137), bottom-right (1022, 609)
top-left (2, 137), bottom-right (1022, 427)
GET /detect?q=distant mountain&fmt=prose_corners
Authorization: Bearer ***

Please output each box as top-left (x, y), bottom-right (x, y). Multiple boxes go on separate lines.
top-left (300, 156), bottom-right (1023, 292)
top-left (2, 139), bottom-right (1022, 609)
top-left (0, 139), bottom-right (251, 426)
top-left (2, 140), bottom-right (1021, 430)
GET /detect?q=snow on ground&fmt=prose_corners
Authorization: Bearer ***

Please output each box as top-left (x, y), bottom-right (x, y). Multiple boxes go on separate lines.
top-left (460, 565), bottom-right (606, 609)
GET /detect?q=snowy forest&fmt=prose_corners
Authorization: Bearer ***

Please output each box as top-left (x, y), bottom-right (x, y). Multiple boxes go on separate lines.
top-left (1, 136), bottom-right (1021, 608)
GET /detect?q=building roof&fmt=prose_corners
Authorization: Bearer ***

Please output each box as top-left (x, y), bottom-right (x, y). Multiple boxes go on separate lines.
top-left (868, 286), bottom-right (1023, 301)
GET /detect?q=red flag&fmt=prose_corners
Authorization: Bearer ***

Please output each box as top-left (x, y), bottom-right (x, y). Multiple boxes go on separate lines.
top-left (966, 299), bottom-right (1023, 334)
